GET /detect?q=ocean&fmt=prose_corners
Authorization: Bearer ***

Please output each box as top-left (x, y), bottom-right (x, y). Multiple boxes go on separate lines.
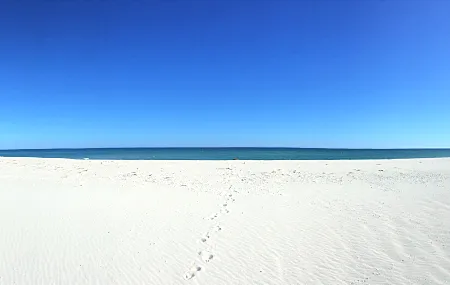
top-left (1, 148), bottom-right (450, 160)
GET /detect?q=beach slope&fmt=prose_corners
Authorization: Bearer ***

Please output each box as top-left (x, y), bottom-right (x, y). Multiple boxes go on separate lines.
top-left (1, 158), bottom-right (449, 284)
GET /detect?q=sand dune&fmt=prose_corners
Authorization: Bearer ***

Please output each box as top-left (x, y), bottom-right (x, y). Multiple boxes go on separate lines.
top-left (1, 158), bottom-right (449, 284)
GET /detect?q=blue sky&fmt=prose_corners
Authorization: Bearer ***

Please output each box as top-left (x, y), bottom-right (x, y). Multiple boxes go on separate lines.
top-left (1, 0), bottom-right (449, 149)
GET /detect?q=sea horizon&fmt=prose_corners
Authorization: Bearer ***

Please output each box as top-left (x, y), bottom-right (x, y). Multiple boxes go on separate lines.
top-left (1, 147), bottom-right (450, 160)
top-left (3, 146), bottom-right (450, 150)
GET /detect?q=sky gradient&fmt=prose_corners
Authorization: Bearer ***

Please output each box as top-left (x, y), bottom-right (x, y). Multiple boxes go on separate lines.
top-left (1, 0), bottom-right (449, 149)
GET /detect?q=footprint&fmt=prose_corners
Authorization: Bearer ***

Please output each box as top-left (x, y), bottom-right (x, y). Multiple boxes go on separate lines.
top-left (227, 195), bottom-right (235, 201)
top-left (184, 271), bottom-right (195, 280)
top-left (221, 209), bottom-right (229, 214)
top-left (198, 251), bottom-right (214, 263)
top-left (223, 203), bottom-right (228, 207)
top-left (213, 225), bottom-right (222, 232)
top-left (184, 265), bottom-right (202, 280)
top-left (210, 214), bottom-right (219, 220)
top-left (200, 233), bottom-right (210, 243)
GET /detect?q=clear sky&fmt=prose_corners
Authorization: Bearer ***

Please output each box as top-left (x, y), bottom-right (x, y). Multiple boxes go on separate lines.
top-left (1, 0), bottom-right (449, 149)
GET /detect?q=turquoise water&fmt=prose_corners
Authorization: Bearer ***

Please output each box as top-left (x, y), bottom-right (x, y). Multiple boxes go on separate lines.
top-left (1, 148), bottom-right (450, 160)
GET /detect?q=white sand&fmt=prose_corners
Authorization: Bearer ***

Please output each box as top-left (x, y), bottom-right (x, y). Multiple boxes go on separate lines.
top-left (1, 158), bottom-right (450, 284)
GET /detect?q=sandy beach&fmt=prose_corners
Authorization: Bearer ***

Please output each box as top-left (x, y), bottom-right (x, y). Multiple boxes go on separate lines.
top-left (0, 157), bottom-right (449, 284)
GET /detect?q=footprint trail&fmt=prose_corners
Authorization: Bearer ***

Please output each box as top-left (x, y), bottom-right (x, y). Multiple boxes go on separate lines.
top-left (183, 185), bottom-right (238, 281)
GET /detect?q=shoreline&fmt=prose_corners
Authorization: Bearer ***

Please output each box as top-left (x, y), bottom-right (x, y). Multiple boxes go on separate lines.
top-left (2, 156), bottom-right (450, 161)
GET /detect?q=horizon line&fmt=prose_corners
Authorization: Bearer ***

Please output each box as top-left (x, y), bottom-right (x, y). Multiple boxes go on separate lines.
top-left (2, 147), bottom-right (450, 151)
